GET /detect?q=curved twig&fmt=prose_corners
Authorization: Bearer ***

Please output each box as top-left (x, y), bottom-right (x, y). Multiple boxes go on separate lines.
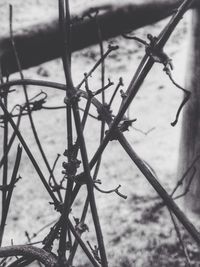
top-left (0, 245), bottom-right (57, 267)
top-left (165, 70), bottom-right (191, 127)
top-left (94, 183), bottom-right (127, 199)
top-left (122, 34), bottom-right (148, 46)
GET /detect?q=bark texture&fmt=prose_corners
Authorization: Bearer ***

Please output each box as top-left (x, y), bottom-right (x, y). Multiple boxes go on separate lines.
top-left (0, 245), bottom-right (57, 267)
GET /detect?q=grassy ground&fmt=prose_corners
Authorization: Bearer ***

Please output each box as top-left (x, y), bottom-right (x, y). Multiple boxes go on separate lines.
top-left (0, 1), bottom-right (200, 266)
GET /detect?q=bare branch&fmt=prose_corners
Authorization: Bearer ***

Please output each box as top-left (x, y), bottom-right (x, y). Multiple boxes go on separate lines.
top-left (0, 245), bottom-right (57, 267)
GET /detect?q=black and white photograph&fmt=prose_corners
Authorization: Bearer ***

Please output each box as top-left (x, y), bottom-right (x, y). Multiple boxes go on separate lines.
top-left (0, 0), bottom-right (199, 266)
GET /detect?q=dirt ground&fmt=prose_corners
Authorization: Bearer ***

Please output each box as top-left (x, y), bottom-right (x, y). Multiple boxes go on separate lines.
top-left (0, 0), bottom-right (200, 266)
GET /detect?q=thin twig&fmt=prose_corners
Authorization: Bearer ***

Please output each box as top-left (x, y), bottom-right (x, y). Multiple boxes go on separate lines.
top-left (165, 69), bottom-right (191, 127)
top-left (58, 0), bottom-right (74, 263)
top-left (118, 131), bottom-right (200, 246)
top-left (80, 77), bottom-right (93, 128)
top-left (93, 14), bottom-right (106, 182)
top-left (93, 79), bottom-right (113, 96)
top-left (173, 167), bottom-right (196, 201)
top-left (48, 154), bottom-right (62, 202)
top-left (0, 145), bottom-right (22, 245)
top-left (67, 218), bottom-right (100, 267)
top-left (169, 209), bottom-right (192, 267)
top-left (29, 219), bottom-right (58, 242)
top-left (0, 98), bottom-right (60, 208)
top-left (122, 33), bottom-right (148, 45)
top-left (68, 195), bottom-right (89, 264)
top-left (131, 126), bottom-right (155, 136)
top-left (77, 44), bottom-right (118, 90)
top-left (108, 77), bottom-right (124, 108)
top-left (171, 154), bottom-right (200, 197)
top-left (0, 107), bottom-right (24, 169)
top-left (1, 77), bottom-right (9, 245)
top-left (9, 4), bottom-right (61, 202)
top-left (94, 183), bottom-right (127, 199)
top-left (72, 100), bottom-right (108, 266)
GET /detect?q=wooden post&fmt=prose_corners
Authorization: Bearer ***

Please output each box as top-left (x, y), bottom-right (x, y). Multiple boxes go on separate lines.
top-left (0, 0), bottom-right (199, 76)
top-left (178, 8), bottom-right (200, 212)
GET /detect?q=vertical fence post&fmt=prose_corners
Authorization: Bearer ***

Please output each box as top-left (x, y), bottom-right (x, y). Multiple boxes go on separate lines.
top-left (178, 7), bottom-right (200, 213)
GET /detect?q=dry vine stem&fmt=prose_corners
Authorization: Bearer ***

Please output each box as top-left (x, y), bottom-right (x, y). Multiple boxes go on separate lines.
top-left (0, 0), bottom-right (199, 266)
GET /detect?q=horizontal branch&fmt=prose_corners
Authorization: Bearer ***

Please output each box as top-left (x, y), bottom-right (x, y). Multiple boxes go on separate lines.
top-left (0, 0), bottom-right (199, 75)
top-left (0, 245), bottom-right (57, 267)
